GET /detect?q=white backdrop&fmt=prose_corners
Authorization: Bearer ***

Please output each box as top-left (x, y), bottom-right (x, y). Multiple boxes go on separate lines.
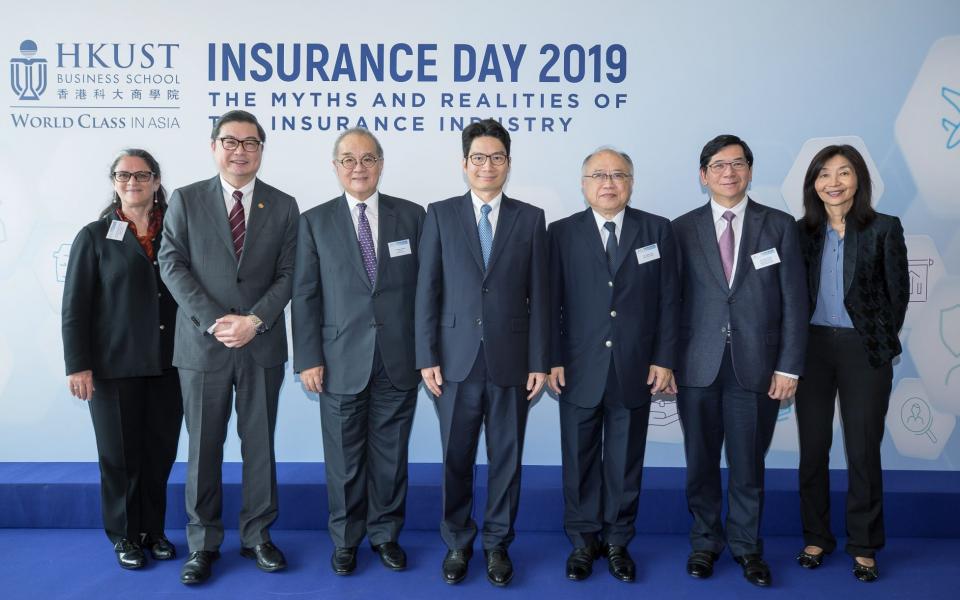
top-left (2, 0), bottom-right (958, 470)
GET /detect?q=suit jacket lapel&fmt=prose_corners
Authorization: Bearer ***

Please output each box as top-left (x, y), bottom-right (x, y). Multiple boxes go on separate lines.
top-left (695, 203), bottom-right (729, 291)
top-left (485, 196), bottom-right (518, 276)
top-left (113, 215), bottom-right (149, 262)
top-left (375, 195), bottom-right (398, 290)
top-left (613, 209), bottom-right (639, 275)
top-left (334, 195), bottom-right (373, 291)
top-left (842, 224), bottom-right (859, 299)
top-left (574, 208), bottom-right (608, 269)
top-left (242, 179), bottom-right (269, 264)
top-left (808, 226), bottom-right (826, 301)
top-left (455, 192), bottom-right (485, 272)
top-left (730, 199), bottom-right (764, 294)
top-left (199, 176), bottom-right (237, 263)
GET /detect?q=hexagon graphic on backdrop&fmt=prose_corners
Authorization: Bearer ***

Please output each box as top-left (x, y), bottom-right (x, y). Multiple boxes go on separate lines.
top-left (781, 136), bottom-right (885, 219)
top-left (886, 378), bottom-right (955, 460)
top-left (647, 393), bottom-right (683, 444)
top-left (903, 234), bottom-right (947, 330)
top-left (895, 36), bottom-right (960, 218)
top-left (907, 275), bottom-right (960, 414)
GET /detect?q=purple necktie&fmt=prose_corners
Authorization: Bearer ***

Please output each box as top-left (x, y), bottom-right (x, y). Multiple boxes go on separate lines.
top-left (229, 190), bottom-right (245, 260)
top-left (719, 210), bottom-right (735, 284)
top-left (357, 203), bottom-right (377, 285)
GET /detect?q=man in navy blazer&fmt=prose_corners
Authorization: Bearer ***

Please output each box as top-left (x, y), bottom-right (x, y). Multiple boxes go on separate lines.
top-left (292, 128), bottom-right (424, 575)
top-left (547, 148), bottom-right (680, 582)
top-left (415, 119), bottom-right (549, 587)
top-left (672, 134), bottom-right (807, 587)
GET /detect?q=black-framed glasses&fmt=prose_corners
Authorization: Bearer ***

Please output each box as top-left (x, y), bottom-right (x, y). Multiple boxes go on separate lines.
top-left (707, 160), bottom-right (749, 173)
top-left (218, 137), bottom-right (263, 152)
top-left (112, 171), bottom-right (155, 183)
top-left (468, 152), bottom-right (509, 166)
top-left (583, 171), bottom-right (632, 184)
top-left (336, 155), bottom-right (381, 170)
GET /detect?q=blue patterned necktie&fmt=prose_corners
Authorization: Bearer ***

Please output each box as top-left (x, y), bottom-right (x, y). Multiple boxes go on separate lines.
top-left (357, 203), bottom-right (377, 285)
top-left (604, 221), bottom-right (617, 275)
top-left (479, 203), bottom-right (493, 269)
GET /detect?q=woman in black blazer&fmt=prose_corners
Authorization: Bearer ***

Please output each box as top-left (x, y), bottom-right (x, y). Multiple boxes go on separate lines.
top-left (794, 144), bottom-right (909, 582)
top-left (62, 149), bottom-right (183, 569)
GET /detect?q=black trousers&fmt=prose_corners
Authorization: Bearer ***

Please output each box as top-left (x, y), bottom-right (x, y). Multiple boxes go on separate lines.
top-left (320, 346), bottom-right (418, 548)
top-left (560, 359), bottom-right (651, 548)
top-left (795, 325), bottom-right (892, 558)
top-left (677, 344), bottom-right (779, 557)
top-left (88, 368), bottom-right (183, 544)
top-left (433, 345), bottom-right (529, 551)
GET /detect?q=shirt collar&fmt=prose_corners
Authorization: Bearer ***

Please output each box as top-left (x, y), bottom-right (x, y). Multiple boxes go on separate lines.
top-left (345, 190), bottom-right (379, 215)
top-left (592, 208), bottom-right (625, 233)
top-left (471, 191), bottom-right (502, 214)
top-left (220, 176), bottom-right (255, 199)
top-left (710, 195), bottom-right (748, 222)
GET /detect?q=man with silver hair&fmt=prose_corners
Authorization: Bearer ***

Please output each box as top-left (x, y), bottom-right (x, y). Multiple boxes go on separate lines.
top-left (292, 127), bottom-right (425, 575)
top-left (547, 146), bottom-right (680, 582)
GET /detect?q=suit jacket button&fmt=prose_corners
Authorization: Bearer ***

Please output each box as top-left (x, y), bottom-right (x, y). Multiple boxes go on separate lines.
top-left (236, 278), bottom-right (242, 283)
top-left (608, 281), bottom-right (613, 287)
top-left (159, 324), bottom-right (165, 330)
top-left (728, 296), bottom-right (735, 304)
top-left (475, 318), bottom-right (482, 326)
top-left (482, 287), bottom-right (489, 293)
top-left (605, 340), bottom-right (612, 348)
top-left (610, 310), bottom-right (617, 317)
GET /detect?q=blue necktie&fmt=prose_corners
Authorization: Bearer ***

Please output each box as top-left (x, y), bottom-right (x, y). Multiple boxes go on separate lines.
top-left (604, 221), bottom-right (617, 275)
top-left (479, 203), bottom-right (493, 269)
top-left (357, 203), bottom-right (377, 285)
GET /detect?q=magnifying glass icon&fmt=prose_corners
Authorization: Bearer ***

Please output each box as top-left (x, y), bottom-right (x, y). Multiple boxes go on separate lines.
top-left (901, 396), bottom-right (938, 444)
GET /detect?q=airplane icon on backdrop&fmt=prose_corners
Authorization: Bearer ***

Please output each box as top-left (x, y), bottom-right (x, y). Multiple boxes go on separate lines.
top-left (942, 87), bottom-right (960, 149)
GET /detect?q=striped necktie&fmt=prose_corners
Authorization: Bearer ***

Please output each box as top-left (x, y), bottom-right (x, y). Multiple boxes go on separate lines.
top-left (229, 190), bottom-right (245, 260)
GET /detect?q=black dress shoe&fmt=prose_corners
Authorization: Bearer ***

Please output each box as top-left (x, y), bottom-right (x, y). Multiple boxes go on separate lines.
top-left (371, 541), bottom-right (407, 571)
top-left (114, 538), bottom-right (146, 570)
top-left (686, 550), bottom-right (718, 579)
top-left (240, 542), bottom-right (287, 572)
top-left (605, 545), bottom-right (636, 582)
top-left (441, 548), bottom-right (473, 584)
top-left (734, 554), bottom-right (772, 587)
top-left (142, 534), bottom-right (176, 560)
top-left (484, 546), bottom-right (514, 587)
top-left (180, 550), bottom-right (219, 585)
top-left (566, 544), bottom-right (599, 581)
top-left (796, 548), bottom-right (826, 569)
top-left (331, 546), bottom-right (358, 575)
top-left (853, 559), bottom-right (879, 582)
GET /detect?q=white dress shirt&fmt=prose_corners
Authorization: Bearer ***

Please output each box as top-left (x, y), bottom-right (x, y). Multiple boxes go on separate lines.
top-left (345, 191), bottom-right (379, 258)
top-left (471, 191), bottom-right (502, 236)
top-left (592, 208), bottom-right (625, 246)
top-left (710, 195), bottom-right (748, 285)
top-left (220, 176), bottom-right (255, 227)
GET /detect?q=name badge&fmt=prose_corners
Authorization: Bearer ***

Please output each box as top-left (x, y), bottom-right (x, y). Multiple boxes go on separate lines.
top-left (388, 239), bottom-right (412, 258)
top-left (106, 220), bottom-right (128, 241)
top-left (635, 243), bottom-right (660, 264)
top-left (751, 248), bottom-right (781, 269)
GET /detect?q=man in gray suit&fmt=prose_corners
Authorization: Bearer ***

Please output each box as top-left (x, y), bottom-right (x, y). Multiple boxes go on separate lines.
top-left (292, 128), bottom-right (424, 575)
top-left (672, 134), bottom-right (807, 588)
top-left (159, 110), bottom-right (300, 585)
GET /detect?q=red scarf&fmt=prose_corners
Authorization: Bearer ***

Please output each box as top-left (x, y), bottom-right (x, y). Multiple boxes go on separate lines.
top-left (115, 206), bottom-right (163, 260)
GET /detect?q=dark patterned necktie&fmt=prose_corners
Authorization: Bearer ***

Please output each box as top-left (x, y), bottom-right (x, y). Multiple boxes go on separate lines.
top-left (229, 190), bottom-right (245, 260)
top-left (719, 210), bottom-right (735, 284)
top-left (604, 221), bottom-right (617, 275)
top-left (357, 203), bottom-right (377, 285)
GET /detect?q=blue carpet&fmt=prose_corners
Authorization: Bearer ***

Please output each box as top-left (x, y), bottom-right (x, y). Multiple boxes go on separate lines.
top-left (0, 529), bottom-right (955, 599)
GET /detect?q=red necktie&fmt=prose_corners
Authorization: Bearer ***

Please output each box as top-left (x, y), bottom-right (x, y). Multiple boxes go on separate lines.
top-left (229, 190), bottom-right (245, 260)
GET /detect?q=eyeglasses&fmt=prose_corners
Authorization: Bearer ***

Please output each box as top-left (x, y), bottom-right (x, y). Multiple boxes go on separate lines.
top-left (336, 155), bottom-right (381, 170)
top-left (112, 171), bottom-right (155, 183)
top-left (218, 137), bottom-right (263, 152)
top-left (706, 160), bottom-right (749, 173)
top-left (583, 171), bottom-right (632, 184)
top-left (468, 152), bottom-right (509, 167)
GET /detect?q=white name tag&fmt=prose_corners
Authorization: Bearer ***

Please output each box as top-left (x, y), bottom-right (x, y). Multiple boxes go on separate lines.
top-left (751, 247), bottom-right (781, 269)
top-left (635, 243), bottom-right (660, 264)
top-left (106, 220), bottom-right (128, 241)
top-left (388, 239), bottom-right (412, 257)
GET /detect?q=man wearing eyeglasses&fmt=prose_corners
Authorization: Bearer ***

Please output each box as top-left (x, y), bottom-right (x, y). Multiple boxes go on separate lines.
top-left (159, 110), bottom-right (300, 585)
top-left (546, 147), bottom-right (680, 583)
top-left (671, 134), bottom-right (807, 587)
top-left (415, 118), bottom-right (548, 587)
top-left (292, 128), bottom-right (424, 576)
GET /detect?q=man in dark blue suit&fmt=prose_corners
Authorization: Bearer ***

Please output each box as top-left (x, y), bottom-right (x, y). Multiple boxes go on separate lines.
top-left (415, 119), bottom-right (549, 587)
top-left (672, 134), bottom-right (807, 587)
top-left (547, 148), bottom-right (680, 582)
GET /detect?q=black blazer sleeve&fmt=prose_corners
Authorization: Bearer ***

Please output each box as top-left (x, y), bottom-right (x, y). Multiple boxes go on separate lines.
top-left (62, 227), bottom-right (98, 375)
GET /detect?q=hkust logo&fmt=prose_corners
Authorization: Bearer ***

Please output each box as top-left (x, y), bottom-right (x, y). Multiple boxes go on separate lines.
top-left (10, 39), bottom-right (47, 100)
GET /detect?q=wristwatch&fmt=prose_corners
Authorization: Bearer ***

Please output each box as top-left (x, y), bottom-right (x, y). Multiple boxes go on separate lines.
top-left (248, 314), bottom-right (267, 335)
